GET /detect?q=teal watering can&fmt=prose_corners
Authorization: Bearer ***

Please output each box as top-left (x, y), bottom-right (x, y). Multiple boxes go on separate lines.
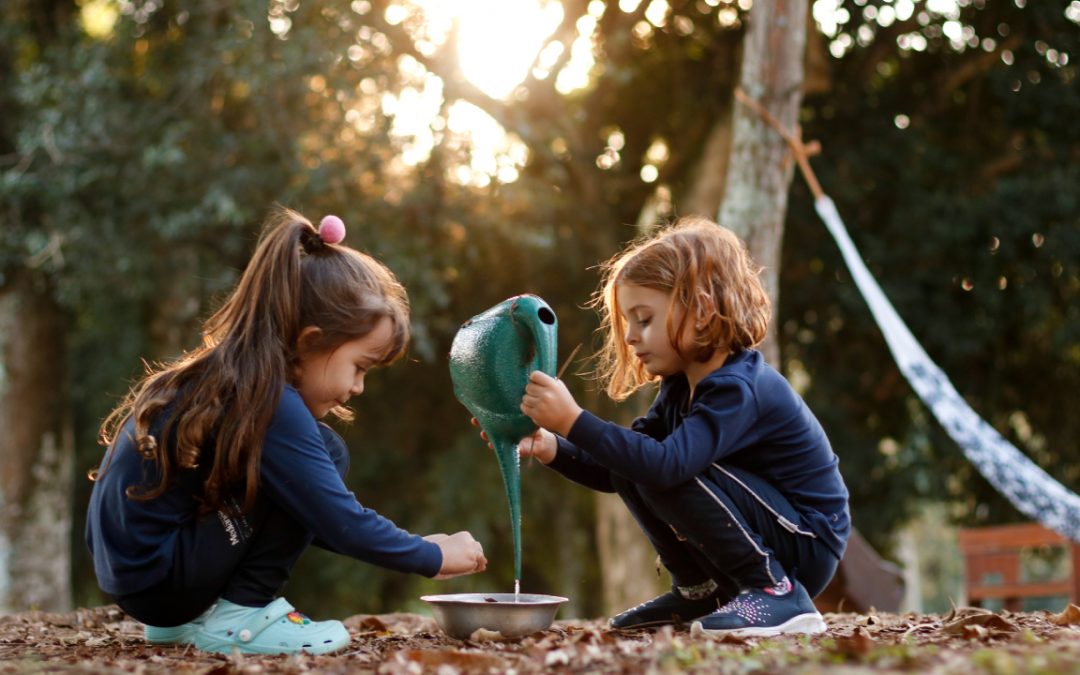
top-left (448, 295), bottom-right (558, 582)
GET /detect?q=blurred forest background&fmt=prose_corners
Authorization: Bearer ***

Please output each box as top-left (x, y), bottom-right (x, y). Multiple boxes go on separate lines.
top-left (1, 0), bottom-right (1077, 621)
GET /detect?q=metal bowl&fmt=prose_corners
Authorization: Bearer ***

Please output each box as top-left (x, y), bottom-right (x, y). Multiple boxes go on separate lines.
top-left (420, 592), bottom-right (569, 640)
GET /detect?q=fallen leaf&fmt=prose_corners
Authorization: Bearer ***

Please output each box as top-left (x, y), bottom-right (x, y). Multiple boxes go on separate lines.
top-left (358, 617), bottom-right (389, 633)
top-left (1051, 604), bottom-right (1080, 626)
top-left (544, 648), bottom-right (571, 667)
top-left (943, 606), bottom-right (993, 623)
top-left (943, 613), bottom-right (1019, 638)
top-left (390, 648), bottom-right (508, 671)
top-left (467, 628), bottom-right (505, 642)
top-left (830, 627), bottom-right (875, 657)
top-left (83, 636), bottom-right (113, 648)
top-left (569, 626), bottom-right (615, 645)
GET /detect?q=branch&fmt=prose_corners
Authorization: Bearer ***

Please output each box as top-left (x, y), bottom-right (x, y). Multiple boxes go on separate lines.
top-left (365, 3), bottom-right (615, 202)
top-left (520, 0), bottom-right (590, 95)
top-left (936, 33), bottom-right (1023, 107)
top-left (856, 14), bottom-right (924, 85)
top-left (733, 87), bottom-right (824, 200)
top-left (366, 12), bottom-right (508, 118)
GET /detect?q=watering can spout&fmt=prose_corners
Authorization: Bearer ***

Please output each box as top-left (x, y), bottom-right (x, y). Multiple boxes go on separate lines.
top-left (448, 294), bottom-right (559, 582)
top-left (511, 296), bottom-right (558, 380)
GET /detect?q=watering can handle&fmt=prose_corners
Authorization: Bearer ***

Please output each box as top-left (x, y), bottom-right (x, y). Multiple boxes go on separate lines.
top-left (517, 299), bottom-right (558, 378)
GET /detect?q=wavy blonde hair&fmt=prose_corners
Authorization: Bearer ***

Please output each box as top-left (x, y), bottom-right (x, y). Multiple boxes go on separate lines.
top-left (96, 206), bottom-right (409, 513)
top-left (591, 217), bottom-right (770, 400)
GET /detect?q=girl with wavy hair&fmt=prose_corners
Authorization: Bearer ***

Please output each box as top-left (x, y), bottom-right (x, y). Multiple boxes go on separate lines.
top-left (518, 217), bottom-right (849, 638)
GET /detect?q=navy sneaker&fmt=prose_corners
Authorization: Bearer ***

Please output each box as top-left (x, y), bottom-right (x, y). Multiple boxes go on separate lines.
top-left (610, 588), bottom-right (724, 629)
top-left (690, 579), bottom-right (826, 638)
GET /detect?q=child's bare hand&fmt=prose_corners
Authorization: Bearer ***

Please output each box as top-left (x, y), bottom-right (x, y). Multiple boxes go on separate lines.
top-left (470, 417), bottom-right (494, 450)
top-left (521, 371), bottom-right (583, 437)
top-left (432, 531), bottom-right (487, 579)
top-left (518, 428), bottom-right (557, 464)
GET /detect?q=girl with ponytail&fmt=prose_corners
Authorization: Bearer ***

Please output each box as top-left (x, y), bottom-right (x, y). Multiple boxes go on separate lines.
top-left (87, 207), bottom-right (486, 655)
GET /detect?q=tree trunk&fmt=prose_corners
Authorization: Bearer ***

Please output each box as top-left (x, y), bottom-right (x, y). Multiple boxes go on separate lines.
top-left (0, 270), bottom-right (73, 612)
top-left (680, 100), bottom-right (735, 220)
top-left (717, 0), bottom-right (809, 367)
top-left (713, 1), bottom-right (904, 612)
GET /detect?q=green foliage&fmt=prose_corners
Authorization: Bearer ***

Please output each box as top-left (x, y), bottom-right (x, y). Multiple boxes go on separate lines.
top-left (784, 0), bottom-right (1080, 551)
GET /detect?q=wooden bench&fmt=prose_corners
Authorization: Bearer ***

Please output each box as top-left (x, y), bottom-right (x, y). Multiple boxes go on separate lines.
top-left (957, 522), bottom-right (1080, 610)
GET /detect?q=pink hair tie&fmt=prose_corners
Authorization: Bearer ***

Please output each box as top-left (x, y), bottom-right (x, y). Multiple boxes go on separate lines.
top-left (318, 215), bottom-right (346, 245)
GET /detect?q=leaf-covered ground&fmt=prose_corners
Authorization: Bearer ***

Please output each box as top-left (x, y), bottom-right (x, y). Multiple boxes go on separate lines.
top-left (3, 604), bottom-right (1080, 674)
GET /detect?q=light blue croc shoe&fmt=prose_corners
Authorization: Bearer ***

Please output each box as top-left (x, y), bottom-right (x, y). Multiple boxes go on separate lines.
top-left (144, 603), bottom-right (216, 645)
top-left (194, 597), bottom-right (350, 656)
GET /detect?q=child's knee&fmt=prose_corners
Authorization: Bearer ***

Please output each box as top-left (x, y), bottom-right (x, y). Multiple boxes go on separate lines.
top-left (637, 481), bottom-right (708, 524)
top-left (612, 475), bottom-right (694, 508)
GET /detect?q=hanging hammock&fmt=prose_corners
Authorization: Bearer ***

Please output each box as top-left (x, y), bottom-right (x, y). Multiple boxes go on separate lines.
top-left (735, 89), bottom-right (1080, 543)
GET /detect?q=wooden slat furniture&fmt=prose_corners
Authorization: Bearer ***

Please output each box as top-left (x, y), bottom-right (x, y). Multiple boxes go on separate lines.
top-left (957, 522), bottom-right (1080, 611)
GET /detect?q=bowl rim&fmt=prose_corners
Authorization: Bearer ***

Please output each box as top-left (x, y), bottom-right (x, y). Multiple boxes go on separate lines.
top-left (420, 592), bottom-right (569, 606)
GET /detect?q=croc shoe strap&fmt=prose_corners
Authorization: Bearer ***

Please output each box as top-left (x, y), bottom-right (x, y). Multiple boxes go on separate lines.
top-left (233, 597), bottom-right (296, 643)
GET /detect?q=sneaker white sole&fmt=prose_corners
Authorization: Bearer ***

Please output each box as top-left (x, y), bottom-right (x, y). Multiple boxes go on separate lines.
top-left (609, 619), bottom-right (677, 630)
top-left (690, 612), bottom-right (827, 638)
top-left (610, 615), bottom-right (711, 630)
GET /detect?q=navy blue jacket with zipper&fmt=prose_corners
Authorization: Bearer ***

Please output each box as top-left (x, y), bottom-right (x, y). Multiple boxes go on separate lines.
top-left (548, 349), bottom-right (851, 559)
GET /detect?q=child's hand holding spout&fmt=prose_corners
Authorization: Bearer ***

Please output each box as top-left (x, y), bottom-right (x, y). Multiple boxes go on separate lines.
top-left (470, 416), bottom-right (557, 464)
top-left (521, 371), bottom-right (583, 438)
top-left (517, 428), bottom-right (557, 464)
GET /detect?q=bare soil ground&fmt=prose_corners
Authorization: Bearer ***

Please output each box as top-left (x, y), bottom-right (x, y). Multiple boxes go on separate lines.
top-left (3, 604), bottom-right (1080, 673)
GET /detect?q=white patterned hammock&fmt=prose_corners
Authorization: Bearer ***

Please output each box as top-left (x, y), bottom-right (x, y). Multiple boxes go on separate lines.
top-left (814, 194), bottom-right (1080, 542)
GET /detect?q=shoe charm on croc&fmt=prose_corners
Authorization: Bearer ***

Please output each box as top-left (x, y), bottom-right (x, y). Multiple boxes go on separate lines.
top-left (287, 611), bottom-right (311, 625)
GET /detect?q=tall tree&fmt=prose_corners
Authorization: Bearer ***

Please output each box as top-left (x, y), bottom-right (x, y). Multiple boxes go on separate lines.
top-left (718, 0), bottom-right (809, 366)
top-left (0, 0), bottom-right (76, 613)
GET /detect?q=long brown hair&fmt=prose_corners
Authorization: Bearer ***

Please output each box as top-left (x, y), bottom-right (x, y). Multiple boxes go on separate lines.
top-left (95, 206), bottom-right (409, 512)
top-left (591, 217), bottom-right (770, 400)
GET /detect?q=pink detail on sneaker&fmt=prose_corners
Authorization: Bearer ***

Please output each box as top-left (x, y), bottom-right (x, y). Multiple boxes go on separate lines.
top-left (762, 576), bottom-right (793, 596)
top-left (714, 592), bottom-right (772, 624)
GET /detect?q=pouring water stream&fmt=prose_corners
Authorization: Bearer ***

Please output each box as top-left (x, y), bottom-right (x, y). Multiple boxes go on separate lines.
top-left (448, 295), bottom-right (560, 603)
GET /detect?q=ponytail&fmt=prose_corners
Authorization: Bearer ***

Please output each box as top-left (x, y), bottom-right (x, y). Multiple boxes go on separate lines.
top-left (97, 206), bottom-right (410, 514)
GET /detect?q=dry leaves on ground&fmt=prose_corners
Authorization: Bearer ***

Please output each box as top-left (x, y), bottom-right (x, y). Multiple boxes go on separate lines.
top-left (3, 604), bottom-right (1080, 674)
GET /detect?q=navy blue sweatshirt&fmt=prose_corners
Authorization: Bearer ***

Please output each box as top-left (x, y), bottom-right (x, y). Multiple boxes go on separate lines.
top-left (548, 349), bottom-right (851, 559)
top-left (86, 386), bottom-right (441, 596)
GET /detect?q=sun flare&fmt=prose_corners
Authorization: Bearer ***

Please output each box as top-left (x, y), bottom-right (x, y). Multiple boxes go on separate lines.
top-left (384, 0), bottom-right (598, 185)
top-left (457, 1), bottom-right (565, 99)
top-left (419, 0), bottom-right (565, 100)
